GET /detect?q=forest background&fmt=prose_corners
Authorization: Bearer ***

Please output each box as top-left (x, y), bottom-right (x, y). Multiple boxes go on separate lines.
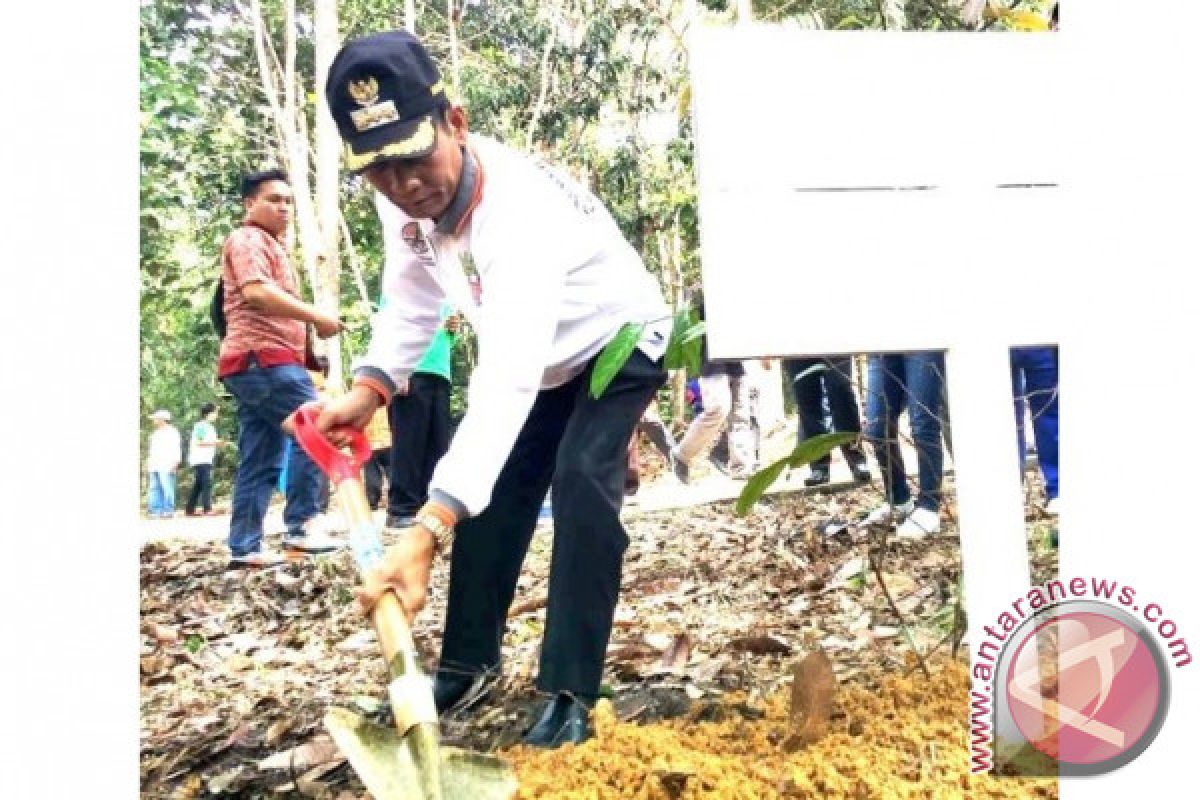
top-left (139, 0), bottom-right (1055, 493)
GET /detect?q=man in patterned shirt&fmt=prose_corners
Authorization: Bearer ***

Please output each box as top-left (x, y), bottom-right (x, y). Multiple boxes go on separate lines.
top-left (219, 169), bottom-right (345, 568)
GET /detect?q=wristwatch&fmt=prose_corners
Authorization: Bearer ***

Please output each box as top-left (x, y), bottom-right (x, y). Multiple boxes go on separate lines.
top-left (416, 511), bottom-right (455, 556)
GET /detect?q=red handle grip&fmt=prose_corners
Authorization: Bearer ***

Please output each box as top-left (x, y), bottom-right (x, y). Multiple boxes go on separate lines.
top-left (290, 402), bottom-right (373, 484)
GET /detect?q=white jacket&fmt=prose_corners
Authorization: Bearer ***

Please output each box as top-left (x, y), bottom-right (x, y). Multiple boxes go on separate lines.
top-left (356, 134), bottom-right (670, 515)
top-left (147, 426), bottom-right (182, 473)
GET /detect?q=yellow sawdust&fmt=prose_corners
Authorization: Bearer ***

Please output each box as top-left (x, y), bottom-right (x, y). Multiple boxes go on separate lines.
top-left (506, 661), bottom-right (1056, 799)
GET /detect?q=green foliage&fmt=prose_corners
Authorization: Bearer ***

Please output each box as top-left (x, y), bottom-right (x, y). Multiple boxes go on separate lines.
top-left (590, 309), bottom-right (705, 401)
top-left (140, 0), bottom-right (998, 502)
top-left (589, 323), bottom-right (646, 400)
top-left (664, 311), bottom-right (706, 377)
top-left (734, 431), bottom-right (859, 514)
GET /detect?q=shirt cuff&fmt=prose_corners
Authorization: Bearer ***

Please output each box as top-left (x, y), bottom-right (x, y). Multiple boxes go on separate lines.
top-left (352, 366), bottom-right (398, 404)
top-left (428, 489), bottom-right (468, 521)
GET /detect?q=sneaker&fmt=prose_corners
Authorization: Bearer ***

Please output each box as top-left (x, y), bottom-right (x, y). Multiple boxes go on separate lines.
top-left (314, 511), bottom-right (348, 534)
top-left (863, 499), bottom-right (915, 527)
top-left (804, 466), bottom-right (830, 487)
top-left (727, 466), bottom-right (754, 480)
top-left (283, 532), bottom-right (344, 554)
top-left (896, 508), bottom-right (941, 540)
top-left (669, 448), bottom-right (690, 485)
top-left (385, 513), bottom-right (418, 529)
top-left (848, 460), bottom-right (873, 484)
top-left (707, 452), bottom-right (731, 477)
top-left (1044, 497), bottom-right (1059, 515)
top-left (228, 549), bottom-right (286, 569)
top-left (283, 516), bottom-right (346, 554)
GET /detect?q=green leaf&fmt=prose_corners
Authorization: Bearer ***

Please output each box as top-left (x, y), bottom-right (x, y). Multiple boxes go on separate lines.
top-left (734, 432), bottom-right (859, 516)
top-left (185, 634), bottom-right (206, 654)
top-left (734, 458), bottom-right (788, 516)
top-left (590, 322), bottom-right (645, 399)
top-left (664, 309), bottom-right (705, 377)
top-left (784, 431), bottom-right (859, 469)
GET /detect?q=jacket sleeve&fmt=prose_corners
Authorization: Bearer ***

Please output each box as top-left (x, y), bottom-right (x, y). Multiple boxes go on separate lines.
top-left (427, 206), bottom-right (570, 516)
top-left (352, 193), bottom-right (444, 395)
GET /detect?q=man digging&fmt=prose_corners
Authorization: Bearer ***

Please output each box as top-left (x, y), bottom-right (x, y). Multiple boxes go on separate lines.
top-left (309, 30), bottom-right (671, 748)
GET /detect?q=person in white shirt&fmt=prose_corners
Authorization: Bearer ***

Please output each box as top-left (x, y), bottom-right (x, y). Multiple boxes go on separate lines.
top-left (146, 409), bottom-right (182, 518)
top-left (185, 402), bottom-right (221, 516)
top-left (312, 30), bottom-right (670, 748)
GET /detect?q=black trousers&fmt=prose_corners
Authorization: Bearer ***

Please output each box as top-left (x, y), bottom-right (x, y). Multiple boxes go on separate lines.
top-left (185, 464), bottom-right (213, 513)
top-left (782, 356), bottom-right (866, 470)
top-left (363, 448), bottom-right (391, 510)
top-left (388, 373), bottom-right (452, 518)
top-left (438, 349), bottom-right (665, 697)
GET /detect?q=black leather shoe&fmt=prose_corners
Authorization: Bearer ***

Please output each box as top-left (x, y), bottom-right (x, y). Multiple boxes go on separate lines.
top-left (804, 466), bottom-right (830, 487)
top-left (433, 670), bottom-right (492, 714)
top-left (521, 692), bottom-right (594, 749)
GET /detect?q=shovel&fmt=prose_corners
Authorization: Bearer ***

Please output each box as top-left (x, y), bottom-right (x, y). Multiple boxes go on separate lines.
top-left (290, 403), bottom-right (517, 800)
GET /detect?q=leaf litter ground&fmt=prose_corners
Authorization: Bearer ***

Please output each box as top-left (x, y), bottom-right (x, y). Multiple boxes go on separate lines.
top-left (141, 465), bottom-right (1059, 799)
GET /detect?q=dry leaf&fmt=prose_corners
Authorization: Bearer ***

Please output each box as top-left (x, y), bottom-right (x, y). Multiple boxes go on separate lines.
top-left (782, 649), bottom-right (836, 752)
top-left (335, 629), bottom-right (376, 652)
top-left (148, 622), bottom-right (180, 644)
top-left (264, 718), bottom-right (293, 747)
top-left (690, 655), bottom-right (731, 683)
top-left (879, 571), bottom-right (918, 598)
top-left (295, 758), bottom-right (347, 794)
top-left (660, 633), bottom-right (692, 670)
top-left (728, 634), bottom-right (791, 655)
top-left (221, 720), bottom-right (253, 750)
top-left (832, 556), bottom-right (866, 586)
top-left (258, 735), bottom-right (341, 771)
top-left (206, 765), bottom-right (244, 794)
top-left (274, 571), bottom-right (301, 590)
top-left (607, 640), bottom-right (662, 662)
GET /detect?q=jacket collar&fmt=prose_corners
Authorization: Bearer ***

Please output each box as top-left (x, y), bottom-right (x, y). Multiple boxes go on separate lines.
top-left (434, 146), bottom-right (484, 236)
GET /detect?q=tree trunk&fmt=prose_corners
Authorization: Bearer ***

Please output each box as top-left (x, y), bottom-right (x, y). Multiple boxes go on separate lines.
top-left (526, 6), bottom-right (557, 151)
top-left (735, 0), bottom-right (753, 24)
top-left (881, 0), bottom-right (906, 30)
top-left (447, 0), bottom-right (462, 99)
top-left (314, 0), bottom-right (344, 389)
top-left (959, 0), bottom-right (988, 28)
top-left (404, 0), bottom-right (416, 33)
top-left (249, 0), bottom-right (339, 386)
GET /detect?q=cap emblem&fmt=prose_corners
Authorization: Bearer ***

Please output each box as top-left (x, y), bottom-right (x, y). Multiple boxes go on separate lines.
top-left (348, 76), bottom-right (380, 106)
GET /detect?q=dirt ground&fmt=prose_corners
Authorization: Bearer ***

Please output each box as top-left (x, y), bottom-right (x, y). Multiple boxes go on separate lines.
top-left (140, 452), bottom-right (1059, 799)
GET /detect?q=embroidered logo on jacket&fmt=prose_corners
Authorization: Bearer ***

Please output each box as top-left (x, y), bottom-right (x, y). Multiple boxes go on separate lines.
top-left (401, 221), bottom-right (430, 254)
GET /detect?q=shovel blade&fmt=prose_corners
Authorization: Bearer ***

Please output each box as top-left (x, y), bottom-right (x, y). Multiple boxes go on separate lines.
top-left (325, 708), bottom-right (517, 800)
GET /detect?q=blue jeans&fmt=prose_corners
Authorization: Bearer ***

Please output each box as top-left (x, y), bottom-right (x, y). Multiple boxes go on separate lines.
top-left (222, 362), bottom-right (322, 557)
top-left (1011, 346), bottom-right (1059, 500)
top-left (864, 352), bottom-right (947, 512)
top-left (147, 471), bottom-right (175, 515)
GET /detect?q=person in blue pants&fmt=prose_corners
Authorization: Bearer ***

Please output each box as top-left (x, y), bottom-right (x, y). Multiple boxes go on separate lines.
top-left (1011, 345), bottom-right (1059, 514)
top-left (863, 352), bottom-right (949, 539)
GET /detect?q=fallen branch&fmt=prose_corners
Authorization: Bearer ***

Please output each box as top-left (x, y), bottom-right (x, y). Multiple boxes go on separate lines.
top-left (866, 536), bottom-right (930, 679)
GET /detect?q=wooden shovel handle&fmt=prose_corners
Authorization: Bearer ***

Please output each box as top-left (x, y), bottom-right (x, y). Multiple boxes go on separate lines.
top-left (333, 476), bottom-right (421, 684)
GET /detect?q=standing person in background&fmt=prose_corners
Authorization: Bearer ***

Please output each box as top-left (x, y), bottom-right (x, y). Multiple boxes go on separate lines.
top-left (862, 352), bottom-right (948, 539)
top-left (218, 168), bottom-right (345, 568)
top-left (385, 305), bottom-right (460, 527)
top-left (147, 409), bottom-right (182, 519)
top-left (362, 404), bottom-right (393, 510)
top-left (669, 292), bottom-right (754, 482)
top-left (1011, 345), bottom-right (1059, 514)
top-left (782, 356), bottom-right (872, 487)
top-left (185, 403), bottom-right (221, 516)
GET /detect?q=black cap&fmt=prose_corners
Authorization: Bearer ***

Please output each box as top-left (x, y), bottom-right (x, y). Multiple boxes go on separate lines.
top-left (325, 30), bottom-right (448, 173)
